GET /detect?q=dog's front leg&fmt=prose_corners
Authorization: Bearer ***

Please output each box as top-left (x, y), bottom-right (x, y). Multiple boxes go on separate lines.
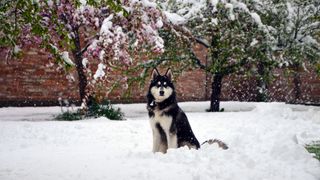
top-left (152, 128), bottom-right (162, 153)
top-left (166, 132), bottom-right (178, 149)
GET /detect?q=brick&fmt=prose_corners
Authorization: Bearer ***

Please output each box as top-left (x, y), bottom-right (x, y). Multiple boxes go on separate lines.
top-left (1, 46), bottom-right (320, 104)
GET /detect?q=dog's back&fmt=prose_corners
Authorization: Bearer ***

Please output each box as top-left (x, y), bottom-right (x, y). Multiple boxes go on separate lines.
top-left (165, 104), bottom-right (200, 149)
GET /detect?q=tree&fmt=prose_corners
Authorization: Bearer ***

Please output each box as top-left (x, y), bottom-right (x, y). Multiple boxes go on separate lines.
top-left (158, 0), bottom-right (272, 111)
top-left (157, 0), bottom-right (319, 108)
top-left (247, 0), bottom-right (320, 103)
top-left (268, 0), bottom-right (320, 103)
top-left (0, 0), bottom-right (166, 108)
top-left (244, 0), bottom-right (280, 102)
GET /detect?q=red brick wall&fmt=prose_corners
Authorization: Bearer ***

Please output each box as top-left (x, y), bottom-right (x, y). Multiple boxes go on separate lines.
top-left (219, 68), bottom-right (320, 104)
top-left (0, 47), bottom-right (79, 106)
top-left (268, 69), bottom-right (320, 103)
top-left (0, 46), bottom-right (319, 106)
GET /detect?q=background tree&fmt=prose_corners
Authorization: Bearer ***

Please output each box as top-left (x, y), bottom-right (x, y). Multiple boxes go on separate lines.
top-left (249, 0), bottom-right (320, 103)
top-left (243, 0), bottom-right (280, 102)
top-left (157, 0), bottom-right (319, 108)
top-left (272, 0), bottom-right (319, 103)
top-left (158, 0), bottom-right (272, 111)
top-left (0, 0), bottom-right (166, 109)
top-left (122, 28), bottom-right (198, 92)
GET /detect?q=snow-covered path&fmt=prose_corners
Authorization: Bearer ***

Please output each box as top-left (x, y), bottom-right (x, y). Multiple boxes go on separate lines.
top-left (0, 102), bottom-right (319, 180)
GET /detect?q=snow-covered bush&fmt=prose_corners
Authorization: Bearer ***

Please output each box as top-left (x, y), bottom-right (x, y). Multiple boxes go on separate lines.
top-left (55, 97), bottom-right (124, 121)
top-left (306, 143), bottom-right (320, 161)
top-left (86, 98), bottom-right (124, 120)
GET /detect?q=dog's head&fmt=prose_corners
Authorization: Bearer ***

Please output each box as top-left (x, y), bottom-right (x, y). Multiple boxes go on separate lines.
top-left (149, 68), bottom-right (175, 103)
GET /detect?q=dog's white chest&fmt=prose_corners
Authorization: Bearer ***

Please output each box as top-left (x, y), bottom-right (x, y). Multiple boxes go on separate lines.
top-left (150, 110), bottom-right (172, 130)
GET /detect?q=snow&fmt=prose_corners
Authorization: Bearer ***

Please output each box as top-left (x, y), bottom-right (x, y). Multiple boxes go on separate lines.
top-left (0, 101), bottom-right (319, 180)
top-left (100, 15), bottom-right (114, 35)
top-left (60, 51), bottom-right (75, 66)
top-left (225, 3), bottom-right (235, 20)
top-left (250, 12), bottom-right (263, 27)
top-left (99, 50), bottom-right (105, 61)
top-left (93, 63), bottom-right (106, 79)
top-left (233, 1), bottom-right (249, 12)
top-left (13, 45), bottom-right (21, 54)
top-left (210, 0), bottom-right (218, 7)
top-left (162, 0), bottom-right (268, 31)
top-left (163, 11), bottom-right (186, 25)
top-left (156, 19), bottom-right (163, 28)
top-left (94, 17), bottom-right (99, 28)
top-left (250, 38), bottom-right (259, 46)
top-left (131, 0), bottom-right (157, 8)
top-left (47, 0), bottom-right (53, 7)
top-left (82, 58), bottom-right (88, 68)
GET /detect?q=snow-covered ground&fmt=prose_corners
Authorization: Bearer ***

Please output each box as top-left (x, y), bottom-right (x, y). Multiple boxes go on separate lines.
top-left (0, 101), bottom-right (319, 180)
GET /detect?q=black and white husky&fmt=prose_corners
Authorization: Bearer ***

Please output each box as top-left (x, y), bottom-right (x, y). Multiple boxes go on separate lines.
top-left (147, 68), bottom-right (228, 153)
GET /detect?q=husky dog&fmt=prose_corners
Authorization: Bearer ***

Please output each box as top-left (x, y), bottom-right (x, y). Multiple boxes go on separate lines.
top-left (147, 68), bottom-right (228, 153)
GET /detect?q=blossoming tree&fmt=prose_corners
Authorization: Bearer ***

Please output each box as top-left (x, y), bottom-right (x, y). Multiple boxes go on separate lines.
top-left (1, 0), bottom-right (165, 108)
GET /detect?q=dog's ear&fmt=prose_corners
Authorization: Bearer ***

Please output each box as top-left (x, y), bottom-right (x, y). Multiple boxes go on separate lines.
top-left (151, 68), bottom-right (160, 80)
top-left (165, 68), bottom-right (172, 81)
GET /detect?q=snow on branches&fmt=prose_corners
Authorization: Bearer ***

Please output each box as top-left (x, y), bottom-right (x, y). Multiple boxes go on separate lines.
top-left (86, 0), bottom-right (165, 67)
top-left (42, 0), bottom-right (164, 70)
top-left (4, 0), bottom-right (165, 76)
top-left (1, 0), bottom-right (167, 106)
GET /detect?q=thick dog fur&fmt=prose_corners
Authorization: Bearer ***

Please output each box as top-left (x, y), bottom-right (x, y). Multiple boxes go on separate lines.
top-left (147, 68), bottom-right (228, 153)
top-left (147, 68), bottom-right (201, 153)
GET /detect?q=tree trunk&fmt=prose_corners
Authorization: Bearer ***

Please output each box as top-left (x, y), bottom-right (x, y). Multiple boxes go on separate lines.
top-left (256, 61), bottom-right (268, 102)
top-left (209, 74), bottom-right (223, 112)
top-left (72, 29), bottom-right (88, 104)
top-left (292, 65), bottom-right (302, 104)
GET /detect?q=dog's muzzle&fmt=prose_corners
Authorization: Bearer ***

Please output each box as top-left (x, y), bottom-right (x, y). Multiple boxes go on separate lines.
top-left (159, 90), bottom-right (164, 96)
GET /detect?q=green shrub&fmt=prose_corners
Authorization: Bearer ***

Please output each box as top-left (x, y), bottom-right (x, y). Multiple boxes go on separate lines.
top-left (55, 111), bottom-right (83, 121)
top-left (55, 98), bottom-right (124, 121)
top-left (87, 99), bottom-right (124, 120)
top-left (306, 143), bottom-right (320, 161)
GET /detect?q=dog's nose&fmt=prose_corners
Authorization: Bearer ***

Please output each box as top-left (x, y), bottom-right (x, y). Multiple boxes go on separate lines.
top-left (159, 90), bottom-right (164, 96)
